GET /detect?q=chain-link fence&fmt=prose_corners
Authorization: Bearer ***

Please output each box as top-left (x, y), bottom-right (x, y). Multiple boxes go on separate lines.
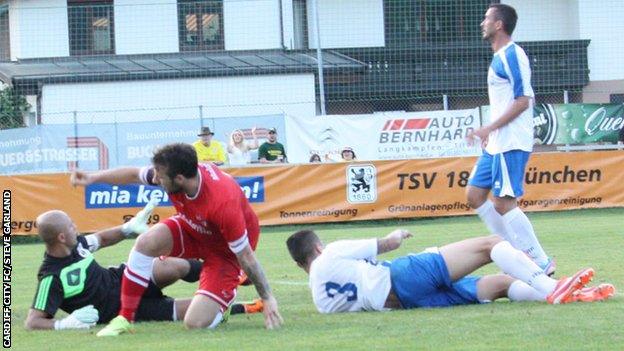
top-left (0, 0), bottom-right (623, 129)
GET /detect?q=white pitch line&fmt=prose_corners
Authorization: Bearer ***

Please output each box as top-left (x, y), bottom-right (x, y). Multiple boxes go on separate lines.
top-left (273, 280), bottom-right (308, 286)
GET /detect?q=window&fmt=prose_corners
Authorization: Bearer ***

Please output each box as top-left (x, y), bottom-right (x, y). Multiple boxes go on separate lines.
top-left (292, 0), bottom-right (308, 49)
top-left (0, 4), bottom-right (9, 61)
top-left (178, 0), bottom-right (224, 52)
top-left (68, 0), bottom-right (115, 56)
top-left (384, 0), bottom-right (492, 46)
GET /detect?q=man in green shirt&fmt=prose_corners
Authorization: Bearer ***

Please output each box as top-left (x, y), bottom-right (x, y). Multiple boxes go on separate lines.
top-left (258, 128), bottom-right (287, 164)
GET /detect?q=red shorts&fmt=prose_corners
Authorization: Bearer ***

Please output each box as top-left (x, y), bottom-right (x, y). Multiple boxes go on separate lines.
top-left (162, 217), bottom-right (253, 311)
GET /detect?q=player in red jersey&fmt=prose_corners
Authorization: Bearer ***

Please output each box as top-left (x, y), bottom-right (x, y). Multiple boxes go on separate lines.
top-left (71, 143), bottom-right (283, 336)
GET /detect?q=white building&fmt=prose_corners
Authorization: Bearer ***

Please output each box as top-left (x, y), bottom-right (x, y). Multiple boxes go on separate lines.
top-left (0, 0), bottom-right (621, 125)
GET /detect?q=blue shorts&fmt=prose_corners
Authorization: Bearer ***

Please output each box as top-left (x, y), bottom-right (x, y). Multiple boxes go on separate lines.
top-left (468, 150), bottom-right (530, 198)
top-left (390, 251), bottom-right (481, 309)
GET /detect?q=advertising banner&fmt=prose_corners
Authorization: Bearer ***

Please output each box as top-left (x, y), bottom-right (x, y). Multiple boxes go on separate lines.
top-left (483, 103), bottom-right (624, 145)
top-left (285, 109), bottom-right (482, 163)
top-left (533, 104), bottom-right (624, 145)
top-left (0, 114), bottom-right (285, 175)
top-left (3, 150), bottom-right (623, 235)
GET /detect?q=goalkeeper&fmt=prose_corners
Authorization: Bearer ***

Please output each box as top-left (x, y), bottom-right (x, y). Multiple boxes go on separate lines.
top-left (25, 199), bottom-right (262, 330)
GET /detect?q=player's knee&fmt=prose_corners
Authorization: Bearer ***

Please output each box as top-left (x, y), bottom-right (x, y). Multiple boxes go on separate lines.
top-left (480, 235), bottom-right (502, 255)
top-left (466, 188), bottom-right (484, 209)
top-left (184, 318), bottom-right (208, 330)
top-left (183, 314), bottom-right (221, 330)
top-left (133, 233), bottom-right (153, 253)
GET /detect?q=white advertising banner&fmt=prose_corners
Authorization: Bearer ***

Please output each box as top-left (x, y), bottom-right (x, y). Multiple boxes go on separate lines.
top-left (285, 109), bottom-right (482, 163)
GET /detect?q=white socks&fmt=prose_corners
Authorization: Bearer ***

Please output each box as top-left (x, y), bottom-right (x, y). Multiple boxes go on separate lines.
top-left (507, 280), bottom-right (545, 302)
top-left (124, 249), bottom-right (155, 287)
top-left (503, 207), bottom-right (550, 267)
top-left (475, 200), bottom-right (512, 241)
top-left (490, 241), bottom-right (557, 298)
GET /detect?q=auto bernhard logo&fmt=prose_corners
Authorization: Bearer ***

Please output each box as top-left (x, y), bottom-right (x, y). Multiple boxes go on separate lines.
top-left (346, 164), bottom-right (377, 204)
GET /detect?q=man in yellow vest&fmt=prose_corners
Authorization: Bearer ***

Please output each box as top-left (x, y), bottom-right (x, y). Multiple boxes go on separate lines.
top-left (193, 127), bottom-right (227, 166)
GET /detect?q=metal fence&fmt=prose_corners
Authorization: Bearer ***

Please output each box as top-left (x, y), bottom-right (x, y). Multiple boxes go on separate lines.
top-left (0, 0), bottom-right (623, 129)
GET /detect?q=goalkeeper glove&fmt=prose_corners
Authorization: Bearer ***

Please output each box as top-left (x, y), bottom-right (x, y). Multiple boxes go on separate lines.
top-left (54, 305), bottom-right (99, 330)
top-left (121, 196), bottom-right (160, 236)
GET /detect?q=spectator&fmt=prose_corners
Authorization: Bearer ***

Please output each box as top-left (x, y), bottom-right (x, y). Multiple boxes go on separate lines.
top-left (258, 128), bottom-right (287, 164)
top-left (192, 127), bottom-right (227, 166)
top-left (309, 154), bottom-right (322, 163)
top-left (340, 147), bottom-right (357, 162)
top-left (227, 128), bottom-right (259, 166)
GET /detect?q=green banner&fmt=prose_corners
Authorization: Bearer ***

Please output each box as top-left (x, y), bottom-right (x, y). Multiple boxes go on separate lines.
top-left (534, 104), bottom-right (624, 145)
top-left (482, 103), bottom-right (624, 145)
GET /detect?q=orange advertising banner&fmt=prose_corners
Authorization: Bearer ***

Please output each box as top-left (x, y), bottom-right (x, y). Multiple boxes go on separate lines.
top-left (2, 150), bottom-right (623, 235)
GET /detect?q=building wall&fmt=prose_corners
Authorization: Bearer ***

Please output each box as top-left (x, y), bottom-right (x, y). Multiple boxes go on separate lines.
top-left (115, 0), bottom-right (179, 55)
top-left (577, 0), bottom-right (624, 81)
top-left (505, 0), bottom-right (580, 41)
top-left (307, 0), bottom-right (385, 49)
top-left (224, 0), bottom-right (282, 50)
top-left (506, 0), bottom-right (624, 83)
top-left (40, 74), bottom-right (317, 124)
top-left (9, 0), bottom-right (69, 60)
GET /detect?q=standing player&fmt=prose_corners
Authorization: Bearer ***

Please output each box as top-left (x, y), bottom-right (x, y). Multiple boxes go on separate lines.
top-left (466, 4), bottom-right (554, 274)
top-left (286, 229), bottom-right (614, 314)
top-left (71, 143), bottom-right (283, 336)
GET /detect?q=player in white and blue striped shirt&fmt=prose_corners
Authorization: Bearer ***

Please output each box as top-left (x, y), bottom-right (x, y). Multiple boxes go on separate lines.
top-left (466, 4), bottom-right (554, 276)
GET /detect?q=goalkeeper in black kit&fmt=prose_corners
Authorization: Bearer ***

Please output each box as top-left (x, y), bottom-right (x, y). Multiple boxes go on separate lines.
top-left (26, 199), bottom-right (262, 331)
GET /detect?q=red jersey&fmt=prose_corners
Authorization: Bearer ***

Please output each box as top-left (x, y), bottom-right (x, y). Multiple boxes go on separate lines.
top-left (140, 163), bottom-right (259, 260)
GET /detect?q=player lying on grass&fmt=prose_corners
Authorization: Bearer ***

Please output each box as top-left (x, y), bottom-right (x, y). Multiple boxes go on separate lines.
top-left (26, 200), bottom-right (263, 331)
top-left (286, 229), bottom-right (615, 313)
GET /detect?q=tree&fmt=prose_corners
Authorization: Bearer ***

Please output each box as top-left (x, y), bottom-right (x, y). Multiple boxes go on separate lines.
top-left (0, 87), bottom-right (31, 129)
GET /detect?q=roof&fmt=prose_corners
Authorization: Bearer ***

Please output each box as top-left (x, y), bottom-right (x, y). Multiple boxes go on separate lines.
top-left (0, 50), bottom-right (365, 94)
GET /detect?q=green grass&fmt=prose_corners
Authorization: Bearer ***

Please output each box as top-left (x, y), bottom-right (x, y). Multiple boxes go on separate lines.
top-left (11, 208), bottom-right (624, 350)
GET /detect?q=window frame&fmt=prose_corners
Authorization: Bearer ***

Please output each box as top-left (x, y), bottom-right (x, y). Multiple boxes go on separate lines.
top-left (177, 0), bottom-right (225, 52)
top-left (67, 0), bottom-right (115, 56)
top-left (0, 3), bottom-right (10, 61)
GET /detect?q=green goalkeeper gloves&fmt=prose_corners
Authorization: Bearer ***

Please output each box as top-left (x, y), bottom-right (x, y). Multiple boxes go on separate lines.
top-left (54, 305), bottom-right (99, 330)
top-left (121, 197), bottom-right (160, 236)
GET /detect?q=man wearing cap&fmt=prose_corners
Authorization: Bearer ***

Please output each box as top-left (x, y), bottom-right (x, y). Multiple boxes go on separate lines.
top-left (258, 128), bottom-right (287, 164)
top-left (193, 127), bottom-right (227, 166)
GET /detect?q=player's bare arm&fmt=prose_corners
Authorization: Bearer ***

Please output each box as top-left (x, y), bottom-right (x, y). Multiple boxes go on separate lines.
top-left (26, 306), bottom-right (98, 331)
top-left (236, 245), bottom-right (284, 329)
top-left (467, 96), bottom-right (531, 143)
top-left (377, 229), bottom-right (413, 254)
top-left (71, 167), bottom-right (143, 186)
top-left (25, 309), bottom-right (55, 330)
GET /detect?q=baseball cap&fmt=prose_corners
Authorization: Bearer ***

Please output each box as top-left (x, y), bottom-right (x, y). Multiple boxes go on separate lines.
top-left (268, 128), bottom-right (277, 134)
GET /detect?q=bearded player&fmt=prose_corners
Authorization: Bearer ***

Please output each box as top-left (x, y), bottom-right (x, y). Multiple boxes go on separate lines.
top-left (71, 143), bottom-right (283, 336)
top-left (26, 199), bottom-right (263, 331)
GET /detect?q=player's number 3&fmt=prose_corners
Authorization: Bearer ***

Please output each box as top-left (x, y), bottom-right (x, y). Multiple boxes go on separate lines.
top-left (325, 282), bottom-right (358, 301)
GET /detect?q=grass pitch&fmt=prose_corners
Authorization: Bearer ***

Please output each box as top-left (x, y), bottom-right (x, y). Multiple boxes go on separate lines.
top-left (10, 208), bottom-right (624, 350)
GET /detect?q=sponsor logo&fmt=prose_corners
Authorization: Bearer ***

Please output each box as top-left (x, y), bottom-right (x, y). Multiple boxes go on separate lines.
top-left (86, 184), bottom-right (171, 209)
top-left (66, 137), bottom-right (109, 170)
top-left (533, 104), bottom-right (558, 145)
top-left (236, 177), bottom-right (265, 203)
top-left (85, 177), bottom-right (265, 208)
top-left (346, 164), bottom-right (377, 204)
top-left (379, 115), bottom-right (475, 144)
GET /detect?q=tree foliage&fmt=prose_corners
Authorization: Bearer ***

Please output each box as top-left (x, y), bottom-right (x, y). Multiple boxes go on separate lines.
top-left (0, 87), bottom-right (31, 129)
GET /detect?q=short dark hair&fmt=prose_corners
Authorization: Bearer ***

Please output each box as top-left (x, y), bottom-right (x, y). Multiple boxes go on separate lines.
top-left (286, 229), bottom-right (321, 266)
top-left (489, 4), bottom-right (518, 35)
top-left (152, 143), bottom-right (198, 179)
